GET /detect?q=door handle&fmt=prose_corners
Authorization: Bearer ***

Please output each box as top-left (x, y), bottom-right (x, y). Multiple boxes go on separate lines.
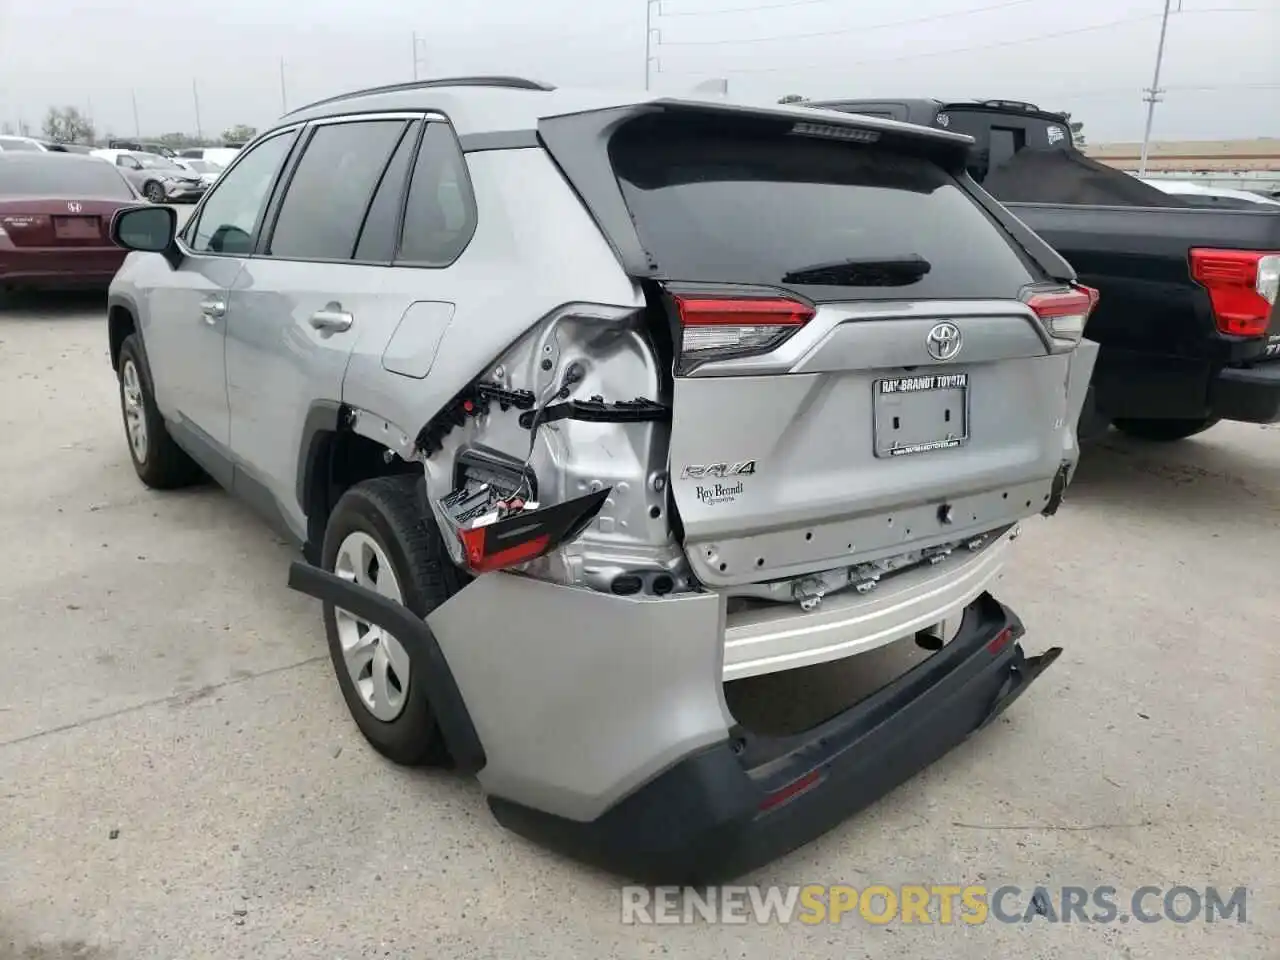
top-left (309, 308), bottom-right (354, 333)
top-left (200, 298), bottom-right (225, 323)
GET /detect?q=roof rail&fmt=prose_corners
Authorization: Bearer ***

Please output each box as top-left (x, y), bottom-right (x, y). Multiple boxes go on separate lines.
top-left (284, 76), bottom-right (557, 116)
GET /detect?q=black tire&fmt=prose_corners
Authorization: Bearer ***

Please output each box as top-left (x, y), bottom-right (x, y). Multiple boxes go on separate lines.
top-left (320, 475), bottom-right (464, 767)
top-left (1112, 416), bottom-right (1221, 442)
top-left (143, 180), bottom-right (165, 203)
top-left (116, 334), bottom-right (205, 489)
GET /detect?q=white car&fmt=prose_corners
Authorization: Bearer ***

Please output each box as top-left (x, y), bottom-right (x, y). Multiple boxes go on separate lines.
top-left (172, 157), bottom-right (223, 186)
top-left (175, 146), bottom-right (241, 168)
top-left (1141, 178), bottom-right (1280, 209)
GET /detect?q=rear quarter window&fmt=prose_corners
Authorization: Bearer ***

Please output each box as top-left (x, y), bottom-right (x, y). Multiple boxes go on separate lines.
top-left (609, 118), bottom-right (1039, 301)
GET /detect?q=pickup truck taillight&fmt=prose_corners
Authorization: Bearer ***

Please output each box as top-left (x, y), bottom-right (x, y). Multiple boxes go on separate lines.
top-left (672, 294), bottom-right (816, 374)
top-left (1189, 249), bottom-right (1280, 338)
top-left (1023, 284), bottom-right (1099, 350)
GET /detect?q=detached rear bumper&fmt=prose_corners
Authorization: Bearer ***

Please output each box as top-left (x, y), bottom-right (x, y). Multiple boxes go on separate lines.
top-left (488, 593), bottom-right (1056, 884)
top-left (1211, 362), bottom-right (1280, 424)
top-left (289, 561), bottom-right (1058, 884)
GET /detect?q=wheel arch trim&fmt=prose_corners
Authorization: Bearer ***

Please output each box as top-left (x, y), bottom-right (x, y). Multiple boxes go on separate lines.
top-left (107, 291), bottom-right (143, 371)
top-left (286, 560), bottom-right (487, 773)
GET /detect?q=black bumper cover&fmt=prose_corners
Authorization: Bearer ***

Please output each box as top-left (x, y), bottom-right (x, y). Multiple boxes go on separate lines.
top-left (490, 592), bottom-right (1059, 885)
top-left (1211, 362), bottom-right (1280, 424)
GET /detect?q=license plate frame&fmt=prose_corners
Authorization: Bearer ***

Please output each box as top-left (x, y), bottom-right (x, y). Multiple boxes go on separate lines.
top-left (52, 216), bottom-right (101, 240)
top-left (872, 372), bottom-right (970, 458)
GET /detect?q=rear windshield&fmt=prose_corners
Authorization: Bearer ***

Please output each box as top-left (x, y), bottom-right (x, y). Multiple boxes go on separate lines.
top-left (610, 119), bottom-right (1038, 301)
top-left (0, 137), bottom-right (43, 152)
top-left (0, 158), bottom-right (133, 198)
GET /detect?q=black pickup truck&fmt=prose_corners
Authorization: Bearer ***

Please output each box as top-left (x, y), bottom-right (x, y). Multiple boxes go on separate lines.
top-left (810, 98), bottom-right (1280, 441)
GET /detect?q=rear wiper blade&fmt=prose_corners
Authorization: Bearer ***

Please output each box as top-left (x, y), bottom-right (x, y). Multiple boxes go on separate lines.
top-left (782, 255), bottom-right (932, 286)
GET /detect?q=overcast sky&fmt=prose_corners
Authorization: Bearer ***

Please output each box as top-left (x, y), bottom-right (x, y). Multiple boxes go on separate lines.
top-left (1, 0), bottom-right (1276, 143)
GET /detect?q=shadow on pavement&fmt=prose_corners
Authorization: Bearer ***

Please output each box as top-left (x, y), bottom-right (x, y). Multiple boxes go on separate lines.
top-left (1067, 425), bottom-right (1278, 513)
top-left (0, 288), bottom-right (109, 318)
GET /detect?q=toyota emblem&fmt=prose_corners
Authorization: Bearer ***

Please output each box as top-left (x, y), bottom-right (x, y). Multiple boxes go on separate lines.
top-left (925, 322), bottom-right (962, 362)
top-left (66, 201), bottom-right (82, 214)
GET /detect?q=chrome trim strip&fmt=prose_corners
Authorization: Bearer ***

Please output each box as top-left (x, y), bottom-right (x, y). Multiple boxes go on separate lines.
top-left (685, 299), bottom-right (1054, 377)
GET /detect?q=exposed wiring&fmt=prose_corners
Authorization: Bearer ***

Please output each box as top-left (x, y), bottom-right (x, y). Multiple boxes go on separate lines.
top-left (513, 361), bottom-right (586, 504)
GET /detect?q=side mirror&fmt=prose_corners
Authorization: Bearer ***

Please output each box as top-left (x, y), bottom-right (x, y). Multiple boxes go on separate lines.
top-left (111, 205), bottom-right (182, 269)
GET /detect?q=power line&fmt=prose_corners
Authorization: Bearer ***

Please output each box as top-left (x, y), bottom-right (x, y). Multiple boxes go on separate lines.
top-left (660, 0), bottom-right (919, 16)
top-left (660, 0), bottom-right (1040, 46)
top-left (659, 8), bottom-right (1270, 76)
top-left (1011, 82), bottom-right (1280, 104)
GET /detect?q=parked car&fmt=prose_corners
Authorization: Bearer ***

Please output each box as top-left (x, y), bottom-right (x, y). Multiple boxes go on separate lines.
top-left (172, 157), bottom-right (223, 187)
top-left (106, 77), bottom-right (1096, 883)
top-left (0, 135), bottom-right (52, 152)
top-left (1140, 178), bottom-right (1280, 210)
top-left (176, 146), bottom-right (241, 168)
top-left (90, 149), bottom-right (207, 203)
top-left (0, 152), bottom-right (139, 292)
top-left (107, 138), bottom-right (176, 159)
top-left (46, 142), bottom-right (97, 155)
top-left (808, 98), bottom-right (1280, 440)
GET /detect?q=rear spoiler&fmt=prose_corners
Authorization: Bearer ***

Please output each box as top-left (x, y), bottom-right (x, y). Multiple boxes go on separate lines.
top-left (537, 100), bottom-right (1076, 286)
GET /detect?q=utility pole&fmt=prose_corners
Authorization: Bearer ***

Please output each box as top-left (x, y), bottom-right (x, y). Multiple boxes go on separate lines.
top-left (279, 58), bottom-right (288, 113)
top-left (192, 79), bottom-right (203, 140)
top-left (645, 0), bottom-right (660, 90)
top-left (412, 32), bottom-right (427, 80)
top-left (1138, 0), bottom-right (1177, 176)
top-left (131, 89), bottom-right (141, 137)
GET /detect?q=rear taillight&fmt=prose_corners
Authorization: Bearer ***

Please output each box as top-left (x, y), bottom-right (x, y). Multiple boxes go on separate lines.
top-left (672, 294), bottom-right (815, 374)
top-left (1189, 248), bottom-right (1279, 338)
top-left (1023, 283), bottom-right (1099, 350)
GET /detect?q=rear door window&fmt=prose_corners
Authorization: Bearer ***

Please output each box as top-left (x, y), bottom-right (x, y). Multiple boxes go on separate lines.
top-left (267, 119), bottom-right (407, 261)
top-left (610, 118), bottom-right (1038, 301)
top-left (353, 122), bottom-right (420, 262)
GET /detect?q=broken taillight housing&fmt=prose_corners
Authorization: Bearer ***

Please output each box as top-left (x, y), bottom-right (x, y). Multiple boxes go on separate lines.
top-left (672, 293), bottom-right (816, 374)
top-left (1023, 283), bottom-right (1099, 350)
top-left (437, 486), bottom-right (611, 575)
top-left (1189, 248), bottom-right (1280, 338)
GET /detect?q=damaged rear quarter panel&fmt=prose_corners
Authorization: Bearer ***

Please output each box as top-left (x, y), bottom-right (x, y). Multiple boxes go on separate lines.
top-left (337, 146), bottom-right (643, 463)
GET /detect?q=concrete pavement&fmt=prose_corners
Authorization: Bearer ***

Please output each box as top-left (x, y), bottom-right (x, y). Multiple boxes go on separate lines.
top-left (0, 295), bottom-right (1275, 959)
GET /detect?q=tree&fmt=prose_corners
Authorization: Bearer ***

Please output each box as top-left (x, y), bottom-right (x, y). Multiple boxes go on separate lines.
top-left (155, 131), bottom-right (207, 148)
top-left (42, 106), bottom-right (95, 144)
top-left (777, 94), bottom-right (808, 104)
top-left (221, 124), bottom-right (257, 143)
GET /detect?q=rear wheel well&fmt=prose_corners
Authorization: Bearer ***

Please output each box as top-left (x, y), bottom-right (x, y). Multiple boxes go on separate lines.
top-left (303, 426), bottom-right (421, 563)
top-left (108, 306), bottom-right (136, 371)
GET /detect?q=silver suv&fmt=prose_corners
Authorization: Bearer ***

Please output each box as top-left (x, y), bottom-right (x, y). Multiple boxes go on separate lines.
top-left (107, 76), bottom-right (1098, 882)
